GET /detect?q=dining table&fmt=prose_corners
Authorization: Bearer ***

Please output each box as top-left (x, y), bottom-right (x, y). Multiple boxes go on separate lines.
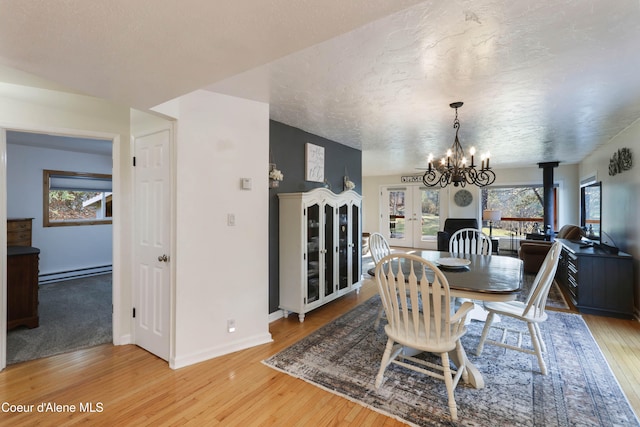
top-left (372, 249), bottom-right (524, 389)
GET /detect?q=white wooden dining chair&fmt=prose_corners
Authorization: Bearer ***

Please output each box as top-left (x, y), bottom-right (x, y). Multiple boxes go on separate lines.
top-left (449, 228), bottom-right (492, 255)
top-left (369, 232), bottom-right (392, 328)
top-left (369, 232), bottom-right (391, 264)
top-left (448, 228), bottom-right (492, 322)
top-left (476, 241), bottom-right (562, 375)
top-left (374, 253), bottom-right (474, 421)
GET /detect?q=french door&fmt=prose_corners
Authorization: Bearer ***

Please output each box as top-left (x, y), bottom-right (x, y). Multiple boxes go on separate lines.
top-left (381, 185), bottom-right (440, 249)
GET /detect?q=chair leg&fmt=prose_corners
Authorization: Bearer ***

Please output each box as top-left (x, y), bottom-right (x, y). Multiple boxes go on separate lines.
top-left (440, 352), bottom-right (458, 421)
top-left (528, 322), bottom-right (547, 375)
top-left (476, 311), bottom-right (495, 355)
top-left (375, 338), bottom-right (395, 388)
top-left (533, 322), bottom-right (547, 353)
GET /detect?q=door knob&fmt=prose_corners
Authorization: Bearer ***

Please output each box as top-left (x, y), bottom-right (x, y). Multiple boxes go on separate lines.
top-left (158, 254), bottom-right (169, 262)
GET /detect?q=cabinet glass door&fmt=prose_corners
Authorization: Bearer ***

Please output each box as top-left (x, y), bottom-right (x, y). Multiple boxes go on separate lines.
top-left (351, 203), bottom-right (360, 285)
top-left (324, 203), bottom-right (336, 298)
top-left (306, 203), bottom-right (320, 304)
top-left (337, 203), bottom-right (349, 290)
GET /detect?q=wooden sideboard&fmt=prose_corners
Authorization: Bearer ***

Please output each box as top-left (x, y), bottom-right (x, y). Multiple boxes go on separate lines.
top-left (555, 238), bottom-right (634, 318)
top-left (7, 246), bottom-right (40, 330)
top-left (7, 218), bottom-right (39, 330)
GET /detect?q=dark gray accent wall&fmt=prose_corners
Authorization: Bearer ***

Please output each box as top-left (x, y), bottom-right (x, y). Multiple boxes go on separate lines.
top-left (269, 120), bottom-right (362, 314)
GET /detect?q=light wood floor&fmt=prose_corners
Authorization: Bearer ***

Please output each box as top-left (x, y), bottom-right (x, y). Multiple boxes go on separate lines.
top-left (1, 277), bottom-right (638, 426)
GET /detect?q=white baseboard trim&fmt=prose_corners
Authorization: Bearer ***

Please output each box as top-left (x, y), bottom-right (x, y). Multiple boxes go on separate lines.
top-left (114, 334), bottom-right (132, 345)
top-left (169, 332), bottom-right (273, 370)
top-left (269, 310), bottom-right (284, 323)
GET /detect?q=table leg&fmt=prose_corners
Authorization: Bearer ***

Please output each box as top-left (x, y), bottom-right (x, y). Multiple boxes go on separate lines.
top-left (449, 346), bottom-right (484, 389)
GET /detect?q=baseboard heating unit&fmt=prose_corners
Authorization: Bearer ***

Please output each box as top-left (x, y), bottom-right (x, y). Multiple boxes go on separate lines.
top-left (39, 265), bottom-right (112, 285)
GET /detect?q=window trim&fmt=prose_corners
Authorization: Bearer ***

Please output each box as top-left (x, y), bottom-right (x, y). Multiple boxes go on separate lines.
top-left (43, 169), bottom-right (113, 227)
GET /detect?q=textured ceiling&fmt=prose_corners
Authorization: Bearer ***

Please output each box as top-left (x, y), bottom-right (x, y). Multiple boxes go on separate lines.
top-left (0, 0), bottom-right (422, 108)
top-left (1, 1), bottom-right (640, 176)
top-left (208, 0), bottom-right (640, 176)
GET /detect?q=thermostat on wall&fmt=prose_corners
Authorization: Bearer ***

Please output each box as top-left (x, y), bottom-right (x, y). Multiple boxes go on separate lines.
top-left (241, 178), bottom-right (252, 190)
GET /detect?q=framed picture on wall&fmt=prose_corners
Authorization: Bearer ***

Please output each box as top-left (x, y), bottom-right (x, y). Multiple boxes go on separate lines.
top-left (305, 143), bottom-right (325, 182)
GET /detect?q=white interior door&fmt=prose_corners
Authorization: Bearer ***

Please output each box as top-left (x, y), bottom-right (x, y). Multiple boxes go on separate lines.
top-left (133, 129), bottom-right (171, 360)
top-left (381, 186), bottom-right (439, 249)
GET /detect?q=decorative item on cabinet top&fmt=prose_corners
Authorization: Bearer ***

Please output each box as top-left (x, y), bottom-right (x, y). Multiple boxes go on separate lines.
top-left (343, 166), bottom-right (356, 191)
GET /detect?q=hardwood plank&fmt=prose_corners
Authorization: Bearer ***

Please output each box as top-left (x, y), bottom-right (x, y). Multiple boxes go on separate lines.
top-left (0, 276), bottom-right (637, 425)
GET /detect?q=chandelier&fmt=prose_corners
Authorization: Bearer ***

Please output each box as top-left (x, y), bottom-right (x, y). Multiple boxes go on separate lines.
top-left (422, 102), bottom-right (496, 188)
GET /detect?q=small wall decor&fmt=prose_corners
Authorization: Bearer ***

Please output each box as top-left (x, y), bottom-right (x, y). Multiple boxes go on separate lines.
top-left (305, 143), bottom-right (325, 182)
top-left (269, 163), bottom-right (284, 188)
top-left (608, 147), bottom-right (632, 176)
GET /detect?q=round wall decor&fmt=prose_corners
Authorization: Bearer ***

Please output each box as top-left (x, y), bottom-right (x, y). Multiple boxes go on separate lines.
top-left (454, 189), bottom-right (473, 207)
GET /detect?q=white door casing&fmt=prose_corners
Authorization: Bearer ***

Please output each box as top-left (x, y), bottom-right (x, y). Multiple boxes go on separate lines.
top-left (133, 129), bottom-right (171, 360)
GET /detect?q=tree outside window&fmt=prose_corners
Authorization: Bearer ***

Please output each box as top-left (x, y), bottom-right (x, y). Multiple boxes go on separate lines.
top-left (43, 170), bottom-right (112, 227)
top-left (481, 186), bottom-right (556, 237)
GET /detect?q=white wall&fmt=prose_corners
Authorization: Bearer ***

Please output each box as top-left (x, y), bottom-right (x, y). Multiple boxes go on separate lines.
top-left (153, 90), bottom-right (272, 368)
top-left (362, 164), bottom-right (580, 236)
top-left (6, 143), bottom-right (112, 276)
top-left (579, 120), bottom-right (640, 312)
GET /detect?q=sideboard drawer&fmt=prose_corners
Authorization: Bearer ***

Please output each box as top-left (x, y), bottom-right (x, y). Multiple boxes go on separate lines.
top-left (7, 218), bottom-right (33, 246)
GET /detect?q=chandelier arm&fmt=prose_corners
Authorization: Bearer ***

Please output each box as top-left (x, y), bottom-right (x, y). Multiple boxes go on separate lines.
top-left (464, 167), bottom-right (478, 185)
top-left (475, 169), bottom-right (496, 187)
top-left (422, 170), bottom-right (439, 187)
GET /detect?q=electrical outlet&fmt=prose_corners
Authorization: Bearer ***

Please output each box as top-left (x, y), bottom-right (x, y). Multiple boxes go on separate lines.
top-left (227, 318), bottom-right (236, 333)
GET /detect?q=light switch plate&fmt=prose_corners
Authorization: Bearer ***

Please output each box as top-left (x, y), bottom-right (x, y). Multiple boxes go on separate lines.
top-left (241, 178), bottom-right (252, 190)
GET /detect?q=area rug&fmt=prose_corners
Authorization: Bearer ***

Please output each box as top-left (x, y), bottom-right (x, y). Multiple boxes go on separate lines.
top-left (264, 296), bottom-right (638, 426)
top-left (7, 274), bottom-right (112, 365)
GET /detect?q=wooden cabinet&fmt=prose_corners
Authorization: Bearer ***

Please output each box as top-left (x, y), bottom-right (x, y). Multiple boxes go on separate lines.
top-left (7, 218), bottom-right (33, 246)
top-left (7, 246), bottom-right (40, 330)
top-left (278, 189), bottom-right (362, 322)
top-left (555, 239), bottom-right (634, 318)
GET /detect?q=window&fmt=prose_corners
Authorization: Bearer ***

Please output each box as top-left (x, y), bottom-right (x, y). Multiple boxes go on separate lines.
top-left (481, 185), bottom-right (557, 237)
top-left (43, 170), bottom-right (112, 227)
top-left (420, 188), bottom-right (440, 238)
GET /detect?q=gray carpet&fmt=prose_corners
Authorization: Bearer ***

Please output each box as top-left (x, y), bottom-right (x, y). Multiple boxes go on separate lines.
top-left (264, 296), bottom-right (638, 426)
top-left (7, 273), bottom-right (112, 365)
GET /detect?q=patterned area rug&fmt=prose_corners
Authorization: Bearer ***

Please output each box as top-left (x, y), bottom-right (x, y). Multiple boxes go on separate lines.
top-left (264, 297), bottom-right (638, 426)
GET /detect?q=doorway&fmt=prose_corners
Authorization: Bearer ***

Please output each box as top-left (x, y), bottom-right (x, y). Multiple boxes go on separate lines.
top-left (380, 185), bottom-right (441, 249)
top-left (2, 129), bottom-right (115, 366)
